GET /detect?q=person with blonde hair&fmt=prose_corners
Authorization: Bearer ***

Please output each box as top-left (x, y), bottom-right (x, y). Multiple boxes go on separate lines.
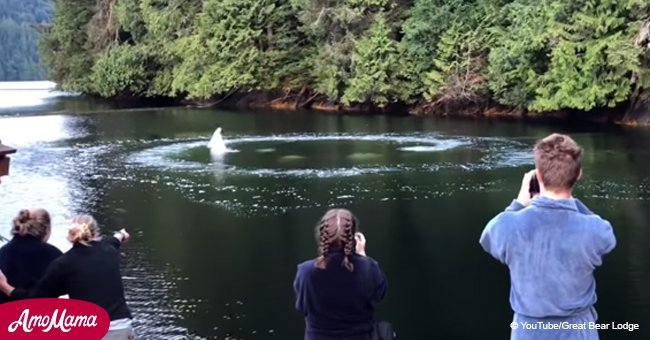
top-left (0, 209), bottom-right (62, 304)
top-left (0, 214), bottom-right (135, 340)
top-left (294, 208), bottom-right (388, 340)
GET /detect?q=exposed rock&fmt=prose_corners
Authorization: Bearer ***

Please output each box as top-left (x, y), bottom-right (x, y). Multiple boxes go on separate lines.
top-left (180, 90), bottom-right (649, 127)
top-left (622, 91), bottom-right (650, 126)
top-left (484, 106), bottom-right (526, 119)
top-left (311, 101), bottom-right (342, 112)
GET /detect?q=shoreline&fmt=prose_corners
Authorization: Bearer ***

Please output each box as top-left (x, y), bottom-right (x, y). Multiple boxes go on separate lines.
top-left (181, 90), bottom-right (650, 127)
top-left (1, 84), bottom-right (649, 127)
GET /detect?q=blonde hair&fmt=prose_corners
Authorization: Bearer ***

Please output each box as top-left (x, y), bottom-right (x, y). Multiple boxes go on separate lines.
top-left (12, 209), bottom-right (51, 240)
top-left (67, 215), bottom-right (100, 246)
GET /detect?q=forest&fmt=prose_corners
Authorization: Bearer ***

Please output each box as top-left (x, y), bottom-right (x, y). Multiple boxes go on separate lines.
top-left (35, 0), bottom-right (650, 116)
top-left (0, 0), bottom-right (52, 81)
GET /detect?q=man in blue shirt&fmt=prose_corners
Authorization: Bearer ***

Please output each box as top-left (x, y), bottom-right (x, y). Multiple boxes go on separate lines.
top-left (480, 133), bottom-right (616, 340)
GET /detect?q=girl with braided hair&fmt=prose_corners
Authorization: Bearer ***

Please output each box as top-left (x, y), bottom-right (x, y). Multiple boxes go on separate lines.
top-left (294, 208), bottom-right (388, 340)
top-left (0, 214), bottom-right (135, 339)
top-left (0, 209), bottom-right (62, 304)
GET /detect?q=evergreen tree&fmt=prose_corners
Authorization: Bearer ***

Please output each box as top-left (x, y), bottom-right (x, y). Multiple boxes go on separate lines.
top-left (486, 1), bottom-right (550, 108)
top-left (0, 20), bottom-right (44, 80)
top-left (115, 0), bottom-right (146, 44)
top-left (40, 0), bottom-right (96, 91)
top-left (291, 0), bottom-right (395, 100)
top-left (531, 0), bottom-right (646, 111)
top-left (0, 0), bottom-right (52, 81)
top-left (172, 0), bottom-right (303, 99)
top-left (400, 0), bottom-right (469, 98)
top-left (136, 0), bottom-right (202, 96)
top-left (91, 45), bottom-right (148, 97)
top-left (343, 14), bottom-right (406, 106)
top-left (0, 0), bottom-right (52, 23)
top-left (488, 0), bottom-right (648, 111)
top-left (425, 0), bottom-right (502, 107)
top-left (32, 0), bottom-right (650, 115)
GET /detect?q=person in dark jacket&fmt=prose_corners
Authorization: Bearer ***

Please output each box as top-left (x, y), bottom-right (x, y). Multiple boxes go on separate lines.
top-left (294, 208), bottom-right (388, 340)
top-left (0, 214), bottom-right (134, 340)
top-left (0, 209), bottom-right (62, 304)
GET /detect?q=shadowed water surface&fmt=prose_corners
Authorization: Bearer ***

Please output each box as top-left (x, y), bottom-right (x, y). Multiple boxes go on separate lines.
top-left (1, 104), bottom-right (649, 339)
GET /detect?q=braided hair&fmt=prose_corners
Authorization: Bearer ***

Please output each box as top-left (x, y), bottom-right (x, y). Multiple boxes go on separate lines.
top-left (314, 208), bottom-right (358, 272)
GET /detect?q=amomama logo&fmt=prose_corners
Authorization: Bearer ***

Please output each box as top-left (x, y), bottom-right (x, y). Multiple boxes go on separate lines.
top-left (0, 298), bottom-right (109, 339)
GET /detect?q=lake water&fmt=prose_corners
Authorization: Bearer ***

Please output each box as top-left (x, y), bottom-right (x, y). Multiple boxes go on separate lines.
top-left (0, 84), bottom-right (649, 339)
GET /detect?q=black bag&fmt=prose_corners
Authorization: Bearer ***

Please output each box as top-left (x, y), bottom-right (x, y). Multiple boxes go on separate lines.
top-left (371, 321), bottom-right (396, 340)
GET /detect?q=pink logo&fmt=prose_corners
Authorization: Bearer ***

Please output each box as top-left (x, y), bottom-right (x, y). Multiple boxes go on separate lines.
top-left (0, 298), bottom-right (110, 339)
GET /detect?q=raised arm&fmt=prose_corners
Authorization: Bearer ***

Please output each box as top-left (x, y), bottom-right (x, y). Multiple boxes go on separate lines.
top-left (480, 171), bottom-right (536, 262)
top-left (480, 215), bottom-right (510, 263)
top-left (108, 228), bottom-right (130, 249)
top-left (480, 201), bottom-right (524, 263)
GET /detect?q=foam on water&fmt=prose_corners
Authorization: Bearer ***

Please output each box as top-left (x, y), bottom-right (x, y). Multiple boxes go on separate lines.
top-left (347, 152), bottom-right (382, 160)
top-left (231, 166), bottom-right (401, 178)
top-left (129, 141), bottom-right (210, 170)
top-left (278, 155), bottom-right (306, 161)
top-left (128, 133), bottom-right (473, 176)
top-left (6, 113), bottom-right (648, 338)
top-left (119, 133), bottom-right (546, 216)
top-left (225, 133), bottom-right (469, 149)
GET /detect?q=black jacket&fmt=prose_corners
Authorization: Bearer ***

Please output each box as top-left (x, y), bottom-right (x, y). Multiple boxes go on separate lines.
top-left (294, 248), bottom-right (387, 340)
top-left (10, 237), bottom-right (132, 321)
top-left (0, 235), bottom-right (62, 303)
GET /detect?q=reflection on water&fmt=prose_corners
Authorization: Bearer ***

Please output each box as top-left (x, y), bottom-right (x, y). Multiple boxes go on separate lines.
top-left (123, 241), bottom-right (207, 340)
top-left (0, 115), bottom-right (80, 144)
top-left (1, 107), bottom-right (649, 339)
top-left (0, 81), bottom-right (67, 110)
top-left (0, 81), bottom-right (174, 116)
top-left (0, 115), bottom-right (90, 250)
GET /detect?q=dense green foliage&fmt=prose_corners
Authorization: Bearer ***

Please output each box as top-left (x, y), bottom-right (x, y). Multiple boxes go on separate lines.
top-left (342, 13), bottom-right (406, 106)
top-left (172, 0), bottom-right (304, 99)
top-left (488, 0), bottom-right (648, 111)
top-left (40, 0), bottom-right (650, 113)
top-left (0, 0), bottom-right (51, 81)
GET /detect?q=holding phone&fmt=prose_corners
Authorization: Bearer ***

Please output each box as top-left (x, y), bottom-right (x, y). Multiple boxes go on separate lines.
top-left (529, 173), bottom-right (540, 198)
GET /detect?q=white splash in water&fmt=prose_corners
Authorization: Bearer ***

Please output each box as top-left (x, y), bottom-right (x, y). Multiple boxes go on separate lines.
top-left (208, 127), bottom-right (227, 154)
top-left (400, 145), bottom-right (458, 152)
top-left (127, 132), bottom-right (536, 178)
top-left (207, 127), bottom-right (239, 159)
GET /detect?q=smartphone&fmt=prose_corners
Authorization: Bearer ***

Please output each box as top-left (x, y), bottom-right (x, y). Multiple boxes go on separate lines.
top-left (529, 175), bottom-right (540, 197)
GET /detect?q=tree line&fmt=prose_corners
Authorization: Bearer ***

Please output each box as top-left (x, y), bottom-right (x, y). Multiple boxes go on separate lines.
top-left (40, 0), bottom-right (650, 113)
top-left (0, 0), bottom-right (51, 81)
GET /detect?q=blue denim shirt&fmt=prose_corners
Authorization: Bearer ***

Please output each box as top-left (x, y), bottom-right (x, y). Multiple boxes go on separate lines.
top-left (480, 196), bottom-right (616, 318)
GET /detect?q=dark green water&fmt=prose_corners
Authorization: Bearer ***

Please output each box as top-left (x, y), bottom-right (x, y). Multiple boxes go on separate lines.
top-left (1, 107), bottom-right (649, 339)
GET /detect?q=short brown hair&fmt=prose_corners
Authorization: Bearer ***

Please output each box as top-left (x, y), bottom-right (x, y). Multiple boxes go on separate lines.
top-left (534, 133), bottom-right (583, 190)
